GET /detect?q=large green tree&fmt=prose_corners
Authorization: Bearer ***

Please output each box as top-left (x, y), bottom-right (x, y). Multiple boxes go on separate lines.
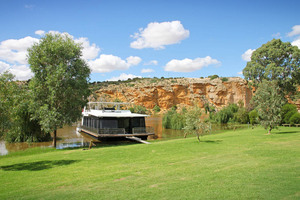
top-left (243, 39), bottom-right (300, 95)
top-left (252, 80), bottom-right (286, 134)
top-left (28, 33), bottom-right (91, 147)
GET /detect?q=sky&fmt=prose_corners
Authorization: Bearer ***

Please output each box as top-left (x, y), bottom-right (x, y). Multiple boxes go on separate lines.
top-left (0, 0), bottom-right (300, 82)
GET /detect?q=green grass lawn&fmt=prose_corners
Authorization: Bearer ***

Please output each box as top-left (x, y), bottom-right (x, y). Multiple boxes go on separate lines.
top-left (0, 126), bottom-right (299, 199)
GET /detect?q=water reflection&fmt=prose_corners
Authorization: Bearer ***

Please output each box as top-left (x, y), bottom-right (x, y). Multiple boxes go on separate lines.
top-left (0, 125), bottom-right (92, 156)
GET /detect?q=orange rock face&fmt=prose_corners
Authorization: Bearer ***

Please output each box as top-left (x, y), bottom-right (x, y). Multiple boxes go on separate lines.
top-left (93, 77), bottom-right (253, 111)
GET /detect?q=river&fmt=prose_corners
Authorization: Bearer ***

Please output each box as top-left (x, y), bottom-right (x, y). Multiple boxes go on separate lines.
top-left (0, 116), bottom-right (246, 156)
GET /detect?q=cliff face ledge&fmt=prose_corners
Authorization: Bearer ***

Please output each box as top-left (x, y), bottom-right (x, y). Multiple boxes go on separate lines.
top-left (93, 77), bottom-right (253, 111)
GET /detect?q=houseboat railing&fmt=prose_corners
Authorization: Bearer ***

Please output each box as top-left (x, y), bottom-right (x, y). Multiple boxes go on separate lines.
top-left (132, 126), bottom-right (154, 134)
top-left (79, 125), bottom-right (154, 135)
top-left (98, 128), bottom-right (126, 135)
top-left (80, 125), bottom-right (126, 135)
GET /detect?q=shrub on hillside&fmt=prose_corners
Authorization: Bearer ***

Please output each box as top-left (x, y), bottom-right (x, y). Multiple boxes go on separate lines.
top-left (208, 75), bottom-right (219, 80)
top-left (129, 105), bottom-right (148, 114)
top-left (153, 105), bottom-right (161, 113)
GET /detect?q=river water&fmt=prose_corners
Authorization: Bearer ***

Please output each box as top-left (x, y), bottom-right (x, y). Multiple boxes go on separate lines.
top-left (0, 116), bottom-right (246, 156)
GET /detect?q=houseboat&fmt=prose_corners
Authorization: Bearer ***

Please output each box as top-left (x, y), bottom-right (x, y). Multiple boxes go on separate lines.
top-left (77, 102), bottom-right (155, 141)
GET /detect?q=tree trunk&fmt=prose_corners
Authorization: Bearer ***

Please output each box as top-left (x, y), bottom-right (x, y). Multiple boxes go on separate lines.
top-left (53, 129), bottom-right (57, 147)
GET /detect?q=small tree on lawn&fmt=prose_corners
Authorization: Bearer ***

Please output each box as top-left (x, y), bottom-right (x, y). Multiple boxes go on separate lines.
top-left (184, 105), bottom-right (211, 142)
top-left (252, 80), bottom-right (286, 134)
top-left (28, 33), bottom-right (91, 147)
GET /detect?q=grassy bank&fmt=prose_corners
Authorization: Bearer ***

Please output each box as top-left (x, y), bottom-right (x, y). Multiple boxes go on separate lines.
top-left (0, 127), bottom-right (299, 199)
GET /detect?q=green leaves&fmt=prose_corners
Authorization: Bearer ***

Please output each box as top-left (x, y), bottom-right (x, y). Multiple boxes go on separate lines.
top-left (27, 33), bottom-right (91, 143)
top-left (252, 80), bottom-right (286, 133)
top-left (243, 39), bottom-right (300, 95)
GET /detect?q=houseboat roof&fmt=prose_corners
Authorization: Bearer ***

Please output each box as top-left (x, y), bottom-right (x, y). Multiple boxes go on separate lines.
top-left (83, 102), bottom-right (149, 118)
top-left (83, 109), bottom-right (149, 118)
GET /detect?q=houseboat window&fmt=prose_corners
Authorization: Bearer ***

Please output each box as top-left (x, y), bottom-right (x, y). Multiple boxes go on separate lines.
top-left (101, 119), bottom-right (118, 128)
top-left (131, 117), bottom-right (145, 127)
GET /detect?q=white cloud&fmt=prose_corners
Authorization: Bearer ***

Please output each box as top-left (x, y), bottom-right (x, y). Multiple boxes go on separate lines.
top-left (0, 36), bottom-right (39, 64)
top-left (107, 73), bottom-right (141, 81)
top-left (0, 30), bottom-right (103, 80)
top-left (0, 61), bottom-right (10, 73)
top-left (164, 56), bottom-right (221, 72)
top-left (287, 25), bottom-right (300, 37)
top-left (241, 49), bottom-right (255, 61)
top-left (89, 54), bottom-right (142, 73)
top-left (126, 56), bottom-right (142, 66)
top-left (75, 37), bottom-right (100, 60)
top-left (237, 71), bottom-right (243, 75)
top-left (144, 60), bottom-right (158, 65)
top-left (0, 61), bottom-right (32, 80)
top-left (35, 30), bottom-right (45, 36)
top-left (291, 38), bottom-right (300, 49)
top-left (8, 65), bottom-right (33, 80)
top-left (141, 68), bottom-right (154, 73)
top-left (130, 21), bottom-right (190, 49)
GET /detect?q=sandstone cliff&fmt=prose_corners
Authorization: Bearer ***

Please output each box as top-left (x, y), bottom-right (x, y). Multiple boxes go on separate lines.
top-left (91, 77), bottom-right (254, 112)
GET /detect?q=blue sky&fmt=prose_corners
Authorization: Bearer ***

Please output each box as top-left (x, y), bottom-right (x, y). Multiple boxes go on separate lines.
top-left (0, 0), bottom-right (300, 82)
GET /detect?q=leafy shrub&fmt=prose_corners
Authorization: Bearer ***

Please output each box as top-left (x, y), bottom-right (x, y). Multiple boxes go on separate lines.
top-left (210, 104), bottom-right (239, 124)
top-left (281, 104), bottom-right (297, 124)
top-left (208, 75), bottom-right (219, 80)
top-left (162, 110), bottom-right (185, 130)
top-left (249, 109), bottom-right (259, 125)
top-left (221, 77), bottom-right (228, 82)
top-left (233, 107), bottom-right (249, 124)
top-left (129, 105), bottom-right (148, 114)
top-left (153, 105), bottom-right (161, 113)
top-left (289, 112), bottom-right (300, 125)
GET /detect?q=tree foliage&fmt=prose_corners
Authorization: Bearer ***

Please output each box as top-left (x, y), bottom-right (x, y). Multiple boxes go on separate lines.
top-left (162, 109), bottom-right (185, 130)
top-left (28, 33), bottom-right (91, 147)
top-left (249, 109), bottom-right (259, 126)
top-left (183, 105), bottom-right (211, 142)
top-left (252, 80), bottom-right (286, 134)
top-left (153, 105), bottom-right (161, 113)
top-left (280, 103), bottom-right (298, 124)
top-left (0, 72), bottom-right (17, 136)
top-left (0, 72), bottom-right (49, 142)
top-left (243, 39), bottom-right (300, 95)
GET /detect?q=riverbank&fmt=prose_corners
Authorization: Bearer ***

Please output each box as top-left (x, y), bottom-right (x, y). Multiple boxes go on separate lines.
top-left (0, 126), bottom-right (299, 199)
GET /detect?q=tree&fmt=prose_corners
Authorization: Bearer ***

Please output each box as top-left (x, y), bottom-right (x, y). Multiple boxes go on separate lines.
top-left (0, 72), bottom-right (16, 136)
top-left (252, 80), bottom-right (286, 134)
top-left (28, 33), bottom-right (91, 147)
top-left (183, 105), bottom-right (211, 142)
top-left (243, 39), bottom-right (300, 95)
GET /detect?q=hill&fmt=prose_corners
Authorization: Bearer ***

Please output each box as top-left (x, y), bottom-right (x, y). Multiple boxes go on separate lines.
top-left (90, 77), bottom-right (253, 111)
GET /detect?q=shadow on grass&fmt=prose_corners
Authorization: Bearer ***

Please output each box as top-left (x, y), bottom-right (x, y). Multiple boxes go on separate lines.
top-left (202, 140), bottom-right (223, 143)
top-left (275, 131), bottom-right (299, 134)
top-left (0, 160), bottom-right (79, 171)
